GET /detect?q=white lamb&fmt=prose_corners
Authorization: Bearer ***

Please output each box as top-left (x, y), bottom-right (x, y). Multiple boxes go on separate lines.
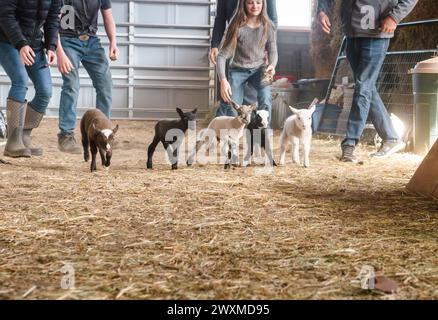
top-left (188, 101), bottom-right (256, 169)
top-left (279, 99), bottom-right (318, 167)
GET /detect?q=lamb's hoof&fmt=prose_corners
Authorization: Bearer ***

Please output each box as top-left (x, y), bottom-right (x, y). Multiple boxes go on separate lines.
top-left (224, 164), bottom-right (231, 170)
top-left (186, 162), bottom-right (192, 167)
top-left (172, 165), bottom-right (178, 170)
top-left (272, 161), bottom-right (278, 167)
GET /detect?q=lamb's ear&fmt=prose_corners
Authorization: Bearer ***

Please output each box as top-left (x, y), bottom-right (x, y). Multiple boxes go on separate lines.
top-left (92, 122), bottom-right (98, 132)
top-left (250, 103), bottom-right (257, 111)
top-left (112, 124), bottom-right (119, 135)
top-left (289, 106), bottom-right (299, 114)
top-left (192, 108), bottom-right (198, 114)
top-left (176, 107), bottom-right (184, 118)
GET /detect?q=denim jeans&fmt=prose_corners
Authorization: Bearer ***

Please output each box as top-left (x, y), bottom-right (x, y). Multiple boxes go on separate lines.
top-left (342, 37), bottom-right (399, 147)
top-left (0, 42), bottom-right (52, 113)
top-left (58, 36), bottom-right (112, 135)
top-left (216, 66), bottom-right (272, 120)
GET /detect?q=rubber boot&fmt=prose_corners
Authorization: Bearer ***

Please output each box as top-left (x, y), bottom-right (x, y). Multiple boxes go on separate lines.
top-left (23, 104), bottom-right (44, 156)
top-left (3, 99), bottom-right (31, 158)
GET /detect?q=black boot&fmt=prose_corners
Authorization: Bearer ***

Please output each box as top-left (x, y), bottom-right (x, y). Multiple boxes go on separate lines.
top-left (22, 104), bottom-right (44, 156)
top-left (4, 99), bottom-right (31, 158)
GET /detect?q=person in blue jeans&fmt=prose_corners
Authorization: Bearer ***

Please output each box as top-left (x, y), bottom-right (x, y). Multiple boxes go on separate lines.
top-left (317, 0), bottom-right (417, 161)
top-left (210, 0), bottom-right (277, 114)
top-left (56, 0), bottom-right (118, 153)
top-left (0, 0), bottom-right (61, 158)
top-left (217, 0), bottom-right (277, 119)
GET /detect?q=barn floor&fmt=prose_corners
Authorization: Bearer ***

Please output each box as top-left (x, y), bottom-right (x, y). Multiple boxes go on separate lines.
top-left (0, 118), bottom-right (436, 300)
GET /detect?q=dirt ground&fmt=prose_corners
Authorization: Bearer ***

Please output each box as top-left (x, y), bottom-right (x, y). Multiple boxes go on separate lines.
top-left (0, 118), bottom-right (436, 300)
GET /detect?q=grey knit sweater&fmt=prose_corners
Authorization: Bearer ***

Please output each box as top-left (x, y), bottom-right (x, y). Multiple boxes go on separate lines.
top-left (217, 24), bottom-right (278, 80)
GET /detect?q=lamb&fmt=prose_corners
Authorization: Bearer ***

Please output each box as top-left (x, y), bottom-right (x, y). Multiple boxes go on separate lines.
top-left (244, 110), bottom-right (277, 166)
top-left (147, 107), bottom-right (197, 170)
top-left (80, 109), bottom-right (119, 172)
top-left (279, 99), bottom-right (318, 168)
top-left (188, 101), bottom-right (256, 169)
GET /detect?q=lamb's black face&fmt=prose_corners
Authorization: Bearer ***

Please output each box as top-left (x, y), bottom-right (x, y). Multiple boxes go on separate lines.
top-left (177, 108), bottom-right (197, 128)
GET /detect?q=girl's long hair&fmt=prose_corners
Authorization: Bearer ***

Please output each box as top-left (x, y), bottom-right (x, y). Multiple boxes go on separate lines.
top-left (221, 0), bottom-right (273, 52)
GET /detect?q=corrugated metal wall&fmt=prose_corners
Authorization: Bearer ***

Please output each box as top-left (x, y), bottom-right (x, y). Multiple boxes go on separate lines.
top-left (0, 0), bottom-right (215, 120)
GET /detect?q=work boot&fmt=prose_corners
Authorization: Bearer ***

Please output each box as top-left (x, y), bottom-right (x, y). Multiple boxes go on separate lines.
top-left (58, 133), bottom-right (82, 154)
top-left (340, 145), bottom-right (360, 163)
top-left (4, 99), bottom-right (31, 158)
top-left (22, 104), bottom-right (44, 156)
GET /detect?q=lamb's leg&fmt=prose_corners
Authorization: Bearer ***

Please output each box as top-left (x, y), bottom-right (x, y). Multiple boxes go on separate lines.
top-left (187, 139), bottom-right (204, 167)
top-left (263, 130), bottom-right (277, 166)
top-left (279, 132), bottom-right (287, 166)
top-left (243, 130), bottom-right (252, 167)
top-left (222, 139), bottom-right (231, 170)
top-left (81, 120), bottom-right (89, 162)
top-left (162, 141), bottom-right (175, 170)
top-left (99, 148), bottom-right (106, 166)
top-left (303, 136), bottom-right (311, 168)
top-left (230, 141), bottom-right (239, 167)
top-left (82, 137), bottom-right (90, 162)
top-left (90, 141), bottom-right (98, 172)
top-left (171, 141), bottom-right (180, 170)
top-left (147, 136), bottom-right (160, 169)
top-left (292, 136), bottom-right (300, 165)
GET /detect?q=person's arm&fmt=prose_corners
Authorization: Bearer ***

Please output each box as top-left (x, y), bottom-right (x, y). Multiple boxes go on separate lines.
top-left (102, 8), bottom-right (119, 61)
top-left (216, 37), bottom-right (234, 103)
top-left (267, 0), bottom-right (278, 28)
top-left (317, 0), bottom-right (334, 15)
top-left (317, 0), bottom-right (335, 34)
top-left (381, 0), bottom-right (418, 34)
top-left (266, 27), bottom-right (278, 74)
top-left (56, 35), bottom-right (74, 74)
top-left (43, 0), bottom-right (61, 65)
top-left (43, 0), bottom-right (61, 52)
top-left (0, 0), bottom-right (28, 50)
top-left (211, 0), bottom-right (227, 49)
top-left (387, 0), bottom-right (418, 23)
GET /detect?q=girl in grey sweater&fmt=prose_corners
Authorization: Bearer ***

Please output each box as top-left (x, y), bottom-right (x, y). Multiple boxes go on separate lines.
top-left (216, 0), bottom-right (278, 118)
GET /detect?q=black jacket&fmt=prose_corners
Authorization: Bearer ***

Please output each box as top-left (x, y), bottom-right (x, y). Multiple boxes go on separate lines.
top-left (0, 0), bottom-right (62, 51)
top-left (211, 0), bottom-right (278, 48)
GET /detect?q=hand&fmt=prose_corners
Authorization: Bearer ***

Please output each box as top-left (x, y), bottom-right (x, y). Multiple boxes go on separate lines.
top-left (46, 50), bottom-right (56, 66)
top-left (109, 43), bottom-right (119, 61)
top-left (266, 64), bottom-right (276, 76)
top-left (57, 50), bottom-right (74, 75)
top-left (20, 45), bottom-right (35, 66)
top-left (220, 79), bottom-right (232, 104)
top-left (318, 11), bottom-right (331, 34)
top-left (380, 16), bottom-right (397, 34)
top-left (209, 47), bottom-right (218, 65)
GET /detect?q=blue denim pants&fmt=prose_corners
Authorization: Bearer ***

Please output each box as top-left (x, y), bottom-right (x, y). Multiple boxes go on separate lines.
top-left (58, 36), bottom-right (112, 135)
top-left (342, 37), bottom-right (399, 147)
top-left (216, 66), bottom-right (272, 119)
top-left (0, 42), bottom-right (52, 113)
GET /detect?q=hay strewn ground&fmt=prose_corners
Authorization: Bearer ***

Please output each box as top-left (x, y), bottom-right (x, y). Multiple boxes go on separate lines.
top-left (0, 119), bottom-right (437, 300)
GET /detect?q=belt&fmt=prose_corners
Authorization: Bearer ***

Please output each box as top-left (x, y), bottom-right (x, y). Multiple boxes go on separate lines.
top-left (78, 34), bottom-right (90, 41)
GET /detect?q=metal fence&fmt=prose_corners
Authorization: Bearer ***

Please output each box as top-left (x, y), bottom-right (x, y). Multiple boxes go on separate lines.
top-left (317, 19), bottom-right (438, 143)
